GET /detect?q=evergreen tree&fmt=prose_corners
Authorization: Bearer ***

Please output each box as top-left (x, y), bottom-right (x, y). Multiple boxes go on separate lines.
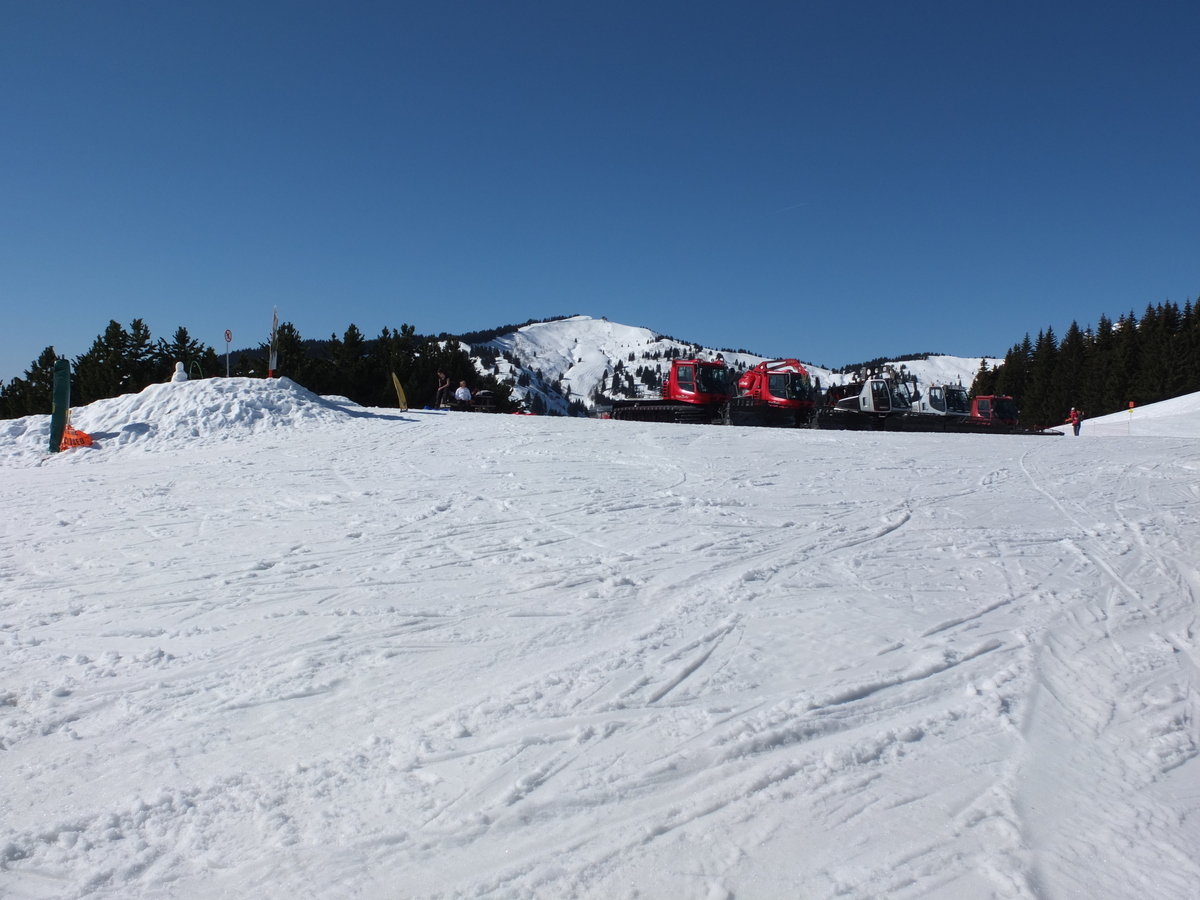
top-left (1082, 316), bottom-right (1113, 414)
top-left (1159, 301), bottom-right (1185, 399)
top-left (1055, 321), bottom-right (1087, 423)
top-left (270, 322), bottom-right (312, 385)
top-left (156, 326), bottom-right (219, 380)
top-left (0, 346), bottom-right (58, 418)
top-left (1183, 300), bottom-right (1200, 391)
top-left (1023, 328), bottom-right (1057, 426)
top-left (994, 334), bottom-right (1031, 405)
top-left (1105, 311), bottom-right (1139, 410)
top-left (74, 320), bottom-right (132, 404)
top-left (125, 318), bottom-right (158, 390)
top-left (232, 350), bottom-right (267, 377)
top-left (968, 359), bottom-right (998, 398)
top-left (1135, 301), bottom-right (1183, 403)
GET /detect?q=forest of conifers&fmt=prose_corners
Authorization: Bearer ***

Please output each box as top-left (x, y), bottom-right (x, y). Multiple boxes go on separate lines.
top-left (3, 300), bottom-right (1199, 425)
top-left (0, 319), bottom-right (513, 419)
top-left (968, 300), bottom-right (1200, 428)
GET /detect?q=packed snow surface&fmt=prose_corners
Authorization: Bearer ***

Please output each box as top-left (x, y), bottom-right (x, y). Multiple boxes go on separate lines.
top-left (2, 380), bottom-right (1198, 899)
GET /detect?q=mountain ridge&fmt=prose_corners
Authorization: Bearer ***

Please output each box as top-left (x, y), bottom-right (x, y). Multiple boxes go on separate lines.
top-left (464, 314), bottom-right (999, 415)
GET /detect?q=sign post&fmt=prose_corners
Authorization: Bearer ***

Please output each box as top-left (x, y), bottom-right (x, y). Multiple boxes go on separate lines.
top-left (224, 329), bottom-right (232, 377)
top-left (48, 358), bottom-right (71, 453)
top-left (268, 307), bottom-right (279, 378)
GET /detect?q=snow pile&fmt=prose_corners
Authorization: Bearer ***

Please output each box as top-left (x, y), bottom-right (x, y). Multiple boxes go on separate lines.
top-left (0, 377), bottom-right (358, 464)
top-left (1048, 389), bottom-right (1200, 437)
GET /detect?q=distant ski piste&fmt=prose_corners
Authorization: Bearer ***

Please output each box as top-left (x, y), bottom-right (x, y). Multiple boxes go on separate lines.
top-left (1046, 390), bottom-right (1200, 437)
top-left (2, 379), bottom-right (1198, 898)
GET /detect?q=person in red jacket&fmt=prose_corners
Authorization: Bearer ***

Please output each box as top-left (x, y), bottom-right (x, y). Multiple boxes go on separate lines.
top-left (1068, 407), bottom-right (1083, 436)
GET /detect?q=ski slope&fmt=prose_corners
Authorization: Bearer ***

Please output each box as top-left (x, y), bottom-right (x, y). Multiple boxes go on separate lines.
top-left (2, 379), bottom-right (1198, 899)
top-left (1048, 390), bottom-right (1200, 438)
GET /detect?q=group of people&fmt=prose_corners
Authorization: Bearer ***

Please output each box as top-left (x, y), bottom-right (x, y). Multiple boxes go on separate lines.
top-left (435, 370), bottom-right (473, 408)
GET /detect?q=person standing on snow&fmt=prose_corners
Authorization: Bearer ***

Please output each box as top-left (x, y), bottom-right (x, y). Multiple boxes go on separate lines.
top-left (435, 370), bottom-right (451, 408)
top-left (1068, 407), bottom-right (1083, 436)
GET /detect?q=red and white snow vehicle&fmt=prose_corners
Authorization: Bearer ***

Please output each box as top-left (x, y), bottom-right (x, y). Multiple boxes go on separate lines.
top-left (815, 376), bottom-right (913, 429)
top-left (608, 356), bottom-right (801, 427)
top-left (735, 359), bottom-right (817, 426)
top-left (968, 395), bottom-right (1020, 427)
top-left (897, 379), bottom-right (971, 419)
top-left (609, 358), bottom-right (1055, 435)
top-left (609, 358), bottom-right (735, 424)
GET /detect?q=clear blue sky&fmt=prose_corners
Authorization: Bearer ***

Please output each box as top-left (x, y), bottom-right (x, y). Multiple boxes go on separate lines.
top-left (2, 1), bottom-right (1197, 380)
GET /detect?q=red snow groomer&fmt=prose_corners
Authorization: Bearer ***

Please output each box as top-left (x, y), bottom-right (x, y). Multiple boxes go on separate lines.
top-left (968, 395), bottom-right (1020, 427)
top-left (610, 358), bottom-right (735, 424)
top-left (736, 358), bottom-right (817, 426)
top-left (609, 357), bottom-right (815, 427)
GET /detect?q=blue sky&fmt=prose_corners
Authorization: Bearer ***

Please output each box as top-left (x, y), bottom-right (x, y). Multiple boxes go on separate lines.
top-left (2, 1), bottom-right (1197, 380)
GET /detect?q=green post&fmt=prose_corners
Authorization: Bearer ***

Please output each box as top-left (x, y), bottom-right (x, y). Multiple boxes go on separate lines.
top-left (49, 358), bottom-right (71, 453)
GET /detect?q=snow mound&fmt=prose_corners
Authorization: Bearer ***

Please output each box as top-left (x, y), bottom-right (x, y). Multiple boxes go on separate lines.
top-left (1048, 389), bottom-right (1200, 437)
top-left (0, 377), bottom-right (357, 464)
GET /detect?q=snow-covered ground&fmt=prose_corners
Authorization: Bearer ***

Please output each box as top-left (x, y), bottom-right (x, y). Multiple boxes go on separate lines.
top-left (2, 380), bottom-right (1198, 899)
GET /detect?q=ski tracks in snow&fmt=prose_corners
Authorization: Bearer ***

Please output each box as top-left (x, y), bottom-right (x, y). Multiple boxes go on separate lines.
top-left (1013, 443), bottom-right (1200, 899)
top-left (2, 418), bottom-right (1198, 899)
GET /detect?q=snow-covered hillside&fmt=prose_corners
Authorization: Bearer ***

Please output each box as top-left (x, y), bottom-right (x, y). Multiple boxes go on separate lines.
top-left (465, 315), bottom-right (997, 414)
top-left (2, 380), bottom-right (1198, 899)
top-left (1048, 389), bottom-right (1200, 437)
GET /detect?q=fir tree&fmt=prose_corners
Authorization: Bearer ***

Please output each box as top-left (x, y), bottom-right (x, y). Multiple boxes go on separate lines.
top-left (156, 326), bottom-right (219, 380)
top-left (0, 346), bottom-right (58, 418)
top-left (125, 318), bottom-right (158, 391)
top-left (1104, 312), bottom-right (1138, 410)
top-left (1055, 321), bottom-right (1087, 422)
top-left (968, 359), bottom-right (997, 398)
top-left (994, 334), bottom-right (1031, 405)
top-left (1023, 328), bottom-right (1057, 426)
top-left (74, 320), bottom-right (132, 404)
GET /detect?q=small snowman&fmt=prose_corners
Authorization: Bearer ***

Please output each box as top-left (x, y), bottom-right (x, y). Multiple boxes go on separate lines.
top-left (171, 362), bottom-right (188, 383)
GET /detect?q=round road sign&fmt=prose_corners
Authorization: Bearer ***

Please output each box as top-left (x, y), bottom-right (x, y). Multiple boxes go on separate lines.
top-left (225, 329), bottom-right (233, 343)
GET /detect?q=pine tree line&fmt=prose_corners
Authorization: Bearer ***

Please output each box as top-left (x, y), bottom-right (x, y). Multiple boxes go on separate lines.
top-left (969, 300), bottom-right (1200, 428)
top-left (243, 321), bottom-right (512, 410)
top-left (0, 319), bottom-right (515, 419)
top-left (0, 320), bottom-right (221, 418)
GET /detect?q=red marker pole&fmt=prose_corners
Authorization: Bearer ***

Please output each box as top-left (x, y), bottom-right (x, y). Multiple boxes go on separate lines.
top-left (1128, 400), bottom-right (1134, 435)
